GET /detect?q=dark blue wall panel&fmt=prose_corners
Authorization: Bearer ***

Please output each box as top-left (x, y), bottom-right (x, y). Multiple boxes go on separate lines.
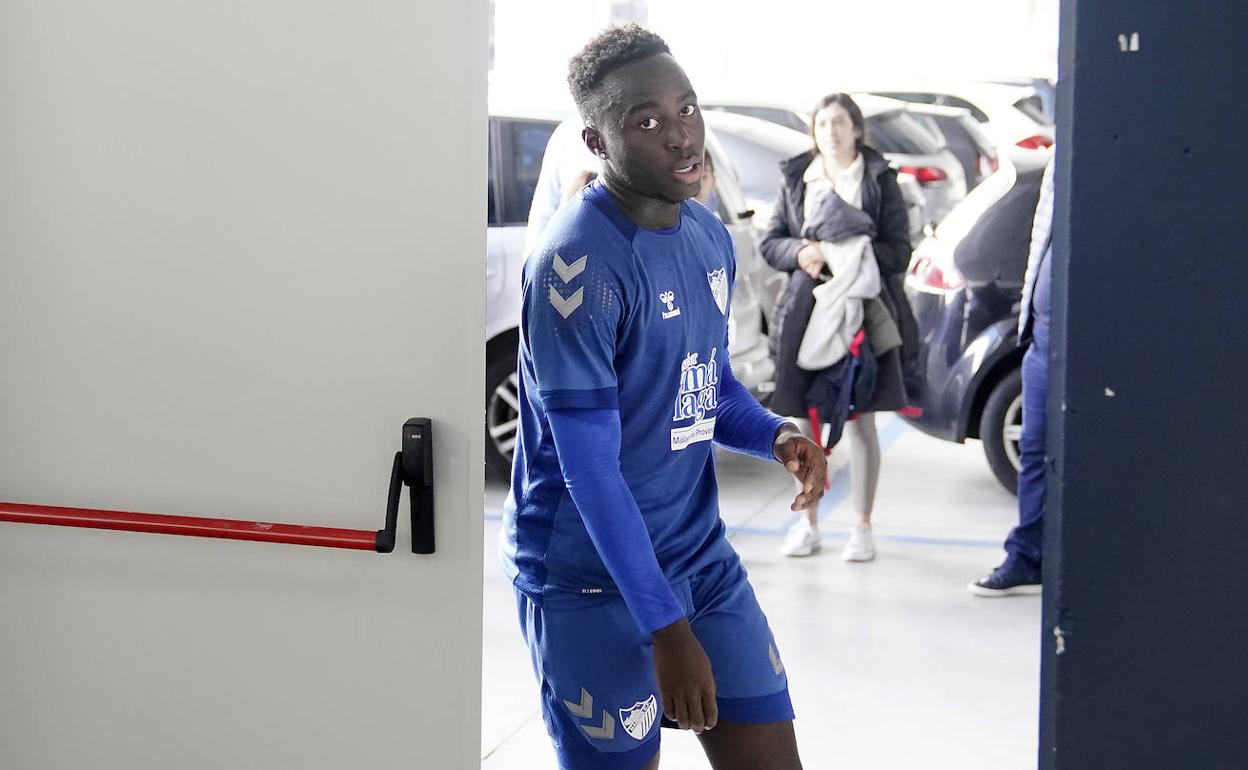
top-left (1045, 2), bottom-right (1248, 767)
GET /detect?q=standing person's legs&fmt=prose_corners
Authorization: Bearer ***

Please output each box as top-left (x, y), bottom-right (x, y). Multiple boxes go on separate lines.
top-left (1004, 342), bottom-right (1049, 569)
top-left (844, 412), bottom-right (880, 524)
top-left (842, 412), bottom-right (880, 561)
top-left (969, 341), bottom-right (1047, 595)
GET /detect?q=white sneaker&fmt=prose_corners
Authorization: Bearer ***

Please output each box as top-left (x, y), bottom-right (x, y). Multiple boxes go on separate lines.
top-left (842, 523), bottom-right (876, 562)
top-left (780, 519), bottom-right (821, 557)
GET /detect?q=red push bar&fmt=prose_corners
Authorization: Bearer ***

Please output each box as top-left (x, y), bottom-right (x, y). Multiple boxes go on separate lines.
top-left (0, 501), bottom-right (379, 551)
top-left (0, 419), bottom-right (433, 554)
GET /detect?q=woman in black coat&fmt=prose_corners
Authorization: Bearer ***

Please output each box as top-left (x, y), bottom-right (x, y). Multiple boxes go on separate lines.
top-left (760, 93), bottom-right (917, 562)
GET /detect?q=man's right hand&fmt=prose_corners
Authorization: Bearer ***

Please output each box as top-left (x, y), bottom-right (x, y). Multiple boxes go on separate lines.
top-left (651, 618), bottom-right (717, 734)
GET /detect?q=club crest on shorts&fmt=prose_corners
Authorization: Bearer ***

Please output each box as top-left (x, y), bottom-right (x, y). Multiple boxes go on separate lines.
top-left (707, 268), bottom-right (728, 315)
top-left (619, 694), bottom-right (658, 741)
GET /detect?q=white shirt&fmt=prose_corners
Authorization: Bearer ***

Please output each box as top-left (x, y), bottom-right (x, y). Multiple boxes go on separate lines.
top-left (803, 152), bottom-right (865, 224)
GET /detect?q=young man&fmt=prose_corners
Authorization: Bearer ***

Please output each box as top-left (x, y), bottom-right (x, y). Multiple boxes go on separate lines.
top-left (501, 24), bottom-right (826, 770)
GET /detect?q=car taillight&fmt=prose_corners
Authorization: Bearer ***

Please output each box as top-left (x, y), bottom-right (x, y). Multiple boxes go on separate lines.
top-left (908, 255), bottom-right (965, 293)
top-left (1016, 134), bottom-right (1054, 149)
top-left (898, 165), bottom-right (948, 185)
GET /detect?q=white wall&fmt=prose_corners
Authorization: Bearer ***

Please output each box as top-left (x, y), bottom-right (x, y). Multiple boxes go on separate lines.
top-left (491, 0), bottom-right (1058, 110)
top-left (0, 1), bottom-right (487, 767)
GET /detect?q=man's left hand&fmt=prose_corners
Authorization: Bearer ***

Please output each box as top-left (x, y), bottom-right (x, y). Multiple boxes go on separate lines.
top-left (775, 435), bottom-right (827, 511)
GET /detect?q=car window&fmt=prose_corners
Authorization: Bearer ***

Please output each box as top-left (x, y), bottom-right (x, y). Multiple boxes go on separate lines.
top-left (935, 96), bottom-right (990, 124)
top-left (865, 111), bottom-right (944, 156)
top-left (1012, 94), bottom-right (1051, 126)
top-left (749, 107), bottom-right (809, 134)
top-left (922, 115), bottom-right (979, 183)
top-left (710, 131), bottom-right (789, 204)
top-left (706, 105), bottom-right (809, 135)
top-left (908, 114), bottom-right (943, 141)
top-left (956, 114), bottom-right (997, 154)
top-left (875, 91), bottom-right (938, 106)
top-left (500, 119), bottom-right (557, 225)
top-left (953, 163), bottom-right (1043, 283)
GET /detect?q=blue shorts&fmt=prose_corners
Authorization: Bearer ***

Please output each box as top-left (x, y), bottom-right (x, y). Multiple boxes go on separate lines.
top-left (515, 556), bottom-right (794, 770)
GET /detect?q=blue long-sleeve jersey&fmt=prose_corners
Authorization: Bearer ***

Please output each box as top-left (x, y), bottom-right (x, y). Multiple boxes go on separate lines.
top-left (501, 180), bottom-right (786, 634)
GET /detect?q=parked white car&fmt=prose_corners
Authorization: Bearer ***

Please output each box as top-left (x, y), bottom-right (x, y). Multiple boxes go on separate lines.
top-left (700, 103), bottom-right (954, 244)
top-left (484, 112), bottom-right (774, 476)
top-left (865, 81), bottom-right (1055, 151)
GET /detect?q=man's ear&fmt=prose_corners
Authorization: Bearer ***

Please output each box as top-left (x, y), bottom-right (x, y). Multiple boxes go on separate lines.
top-left (583, 127), bottom-right (607, 160)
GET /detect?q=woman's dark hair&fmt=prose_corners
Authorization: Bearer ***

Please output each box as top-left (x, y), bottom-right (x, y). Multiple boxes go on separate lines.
top-left (568, 24), bottom-right (671, 125)
top-left (810, 93), bottom-right (866, 151)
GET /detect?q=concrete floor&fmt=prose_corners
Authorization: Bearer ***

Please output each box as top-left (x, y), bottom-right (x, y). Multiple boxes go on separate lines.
top-left (481, 415), bottom-right (1042, 769)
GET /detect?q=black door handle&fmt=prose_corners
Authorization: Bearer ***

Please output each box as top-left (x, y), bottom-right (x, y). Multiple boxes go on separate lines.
top-left (403, 418), bottom-right (435, 554)
top-left (375, 418), bottom-right (435, 554)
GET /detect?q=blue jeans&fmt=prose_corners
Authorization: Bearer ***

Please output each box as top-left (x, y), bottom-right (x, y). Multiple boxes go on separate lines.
top-left (1004, 338), bottom-right (1048, 569)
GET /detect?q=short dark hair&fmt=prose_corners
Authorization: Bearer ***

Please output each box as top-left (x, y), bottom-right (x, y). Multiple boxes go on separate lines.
top-left (811, 93), bottom-right (867, 150)
top-left (568, 24), bottom-right (671, 125)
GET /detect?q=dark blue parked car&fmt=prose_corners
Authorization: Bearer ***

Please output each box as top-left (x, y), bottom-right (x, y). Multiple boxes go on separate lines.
top-left (901, 150), bottom-right (1048, 493)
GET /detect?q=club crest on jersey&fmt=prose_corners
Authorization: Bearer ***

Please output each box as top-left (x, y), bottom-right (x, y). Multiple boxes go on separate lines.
top-left (707, 268), bottom-right (728, 315)
top-left (619, 695), bottom-right (658, 741)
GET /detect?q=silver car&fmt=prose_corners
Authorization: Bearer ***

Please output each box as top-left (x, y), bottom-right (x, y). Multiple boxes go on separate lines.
top-left (867, 81), bottom-right (1055, 152)
top-left (902, 103), bottom-right (1000, 191)
top-left (483, 113), bottom-right (774, 476)
top-left (701, 108), bottom-right (936, 244)
top-left (854, 94), bottom-right (968, 227)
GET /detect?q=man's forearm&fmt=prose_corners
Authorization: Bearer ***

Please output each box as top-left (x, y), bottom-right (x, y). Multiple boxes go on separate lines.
top-left (713, 364), bottom-right (790, 461)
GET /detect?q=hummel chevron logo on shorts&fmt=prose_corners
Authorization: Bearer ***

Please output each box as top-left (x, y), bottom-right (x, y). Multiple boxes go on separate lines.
top-left (563, 688), bottom-right (615, 740)
top-left (769, 643), bottom-right (785, 675)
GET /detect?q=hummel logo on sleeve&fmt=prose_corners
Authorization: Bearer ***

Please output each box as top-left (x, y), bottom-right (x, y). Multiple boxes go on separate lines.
top-left (549, 286), bottom-right (584, 319)
top-left (553, 253), bottom-right (588, 283)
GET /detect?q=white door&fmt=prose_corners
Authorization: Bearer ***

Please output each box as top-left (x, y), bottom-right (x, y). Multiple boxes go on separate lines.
top-left (0, 3), bottom-right (485, 768)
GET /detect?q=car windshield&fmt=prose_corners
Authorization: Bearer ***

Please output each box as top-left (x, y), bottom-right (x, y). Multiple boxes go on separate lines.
top-left (952, 160), bottom-right (1044, 283)
top-left (705, 105), bottom-right (809, 134)
top-left (1012, 94), bottom-right (1053, 126)
top-left (711, 132), bottom-right (794, 203)
top-left (956, 113), bottom-right (997, 153)
top-left (866, 111), bottom-right (945, 155)
top-left (704, 118), bottom-right (812, 203)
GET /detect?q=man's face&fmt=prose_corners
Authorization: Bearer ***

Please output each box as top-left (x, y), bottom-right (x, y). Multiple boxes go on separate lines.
top-left (588, 54), bottom-right (705, 205)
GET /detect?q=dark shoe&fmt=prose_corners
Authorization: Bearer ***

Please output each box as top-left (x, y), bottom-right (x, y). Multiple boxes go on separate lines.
top-left (968, 560), bottom-right (1042, 597)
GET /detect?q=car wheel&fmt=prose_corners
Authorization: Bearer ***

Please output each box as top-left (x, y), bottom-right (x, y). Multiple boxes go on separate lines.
top-left (979, 368), bottom-right (1023, 495)
top-left (485, 350), bottom-right (520, 480)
